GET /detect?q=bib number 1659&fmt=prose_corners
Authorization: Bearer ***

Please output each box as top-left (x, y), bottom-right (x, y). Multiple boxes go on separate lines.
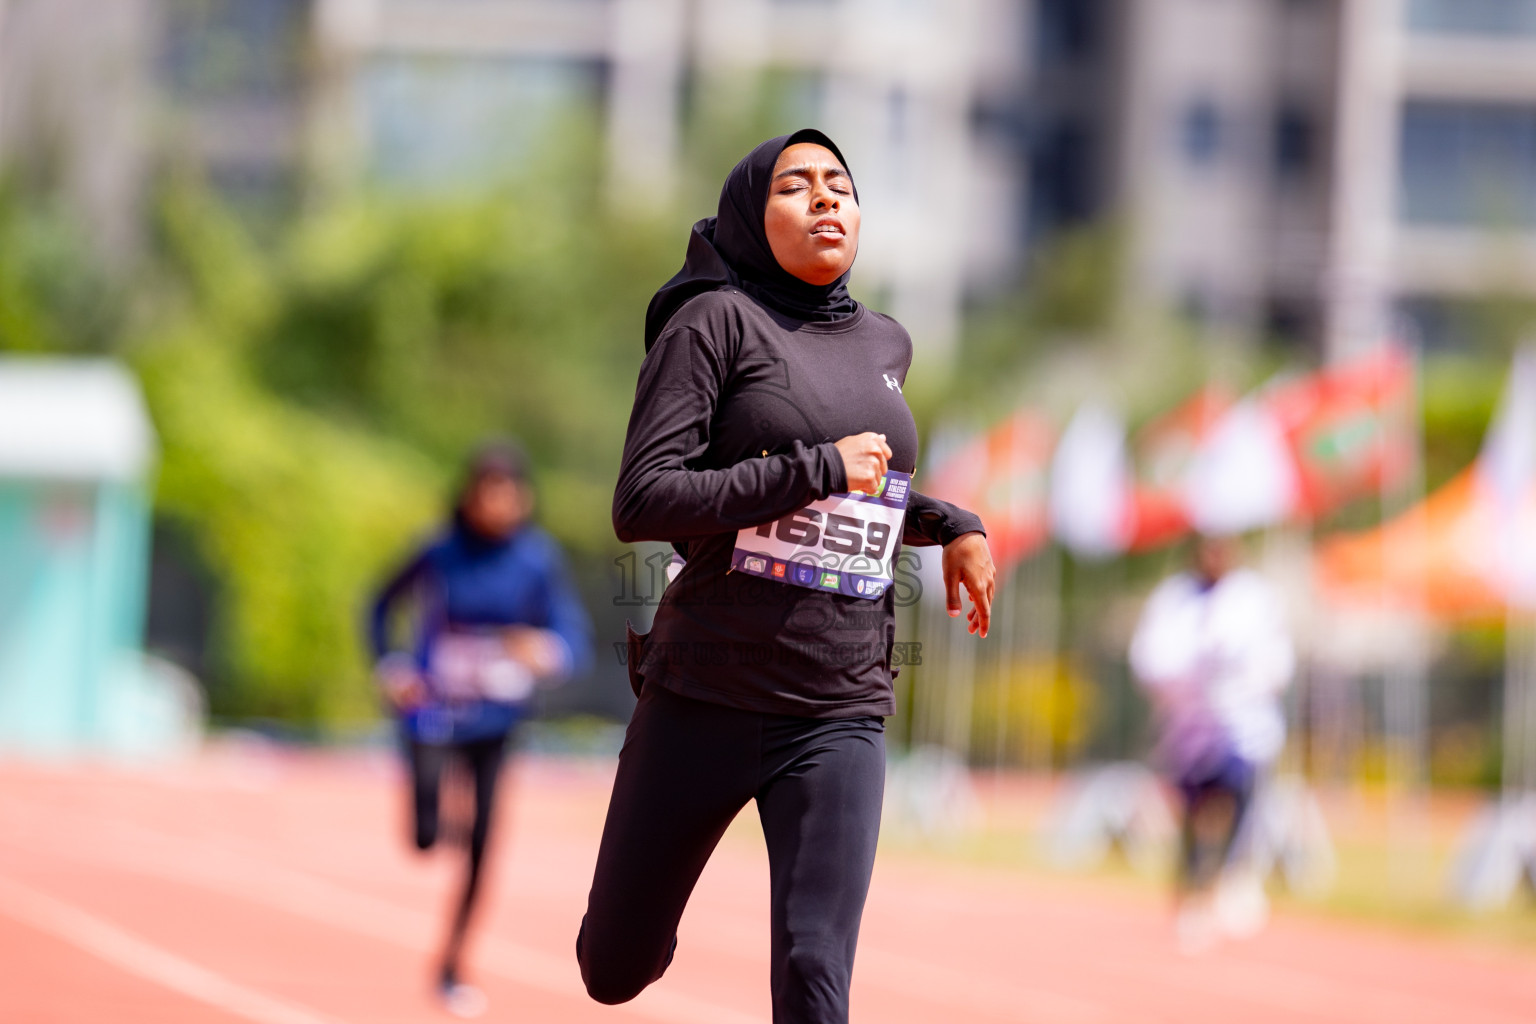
top-left (754, 509), bottom-right (891, 561)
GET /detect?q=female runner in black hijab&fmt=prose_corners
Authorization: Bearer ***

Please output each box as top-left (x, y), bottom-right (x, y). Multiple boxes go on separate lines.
top-left (577, 129), bottom-right (994, 1024)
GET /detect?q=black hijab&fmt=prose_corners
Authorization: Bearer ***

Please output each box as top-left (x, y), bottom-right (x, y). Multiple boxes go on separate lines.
top-left (644, 128), bottom-right (859, 350)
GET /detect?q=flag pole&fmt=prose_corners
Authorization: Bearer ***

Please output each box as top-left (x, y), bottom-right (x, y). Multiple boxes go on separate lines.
top-left (1384, 332), bottom-right (1429, 886)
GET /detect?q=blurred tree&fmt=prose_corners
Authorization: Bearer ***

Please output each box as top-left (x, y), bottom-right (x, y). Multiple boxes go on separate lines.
top-left (135, 177), bottom-right (444, 724)
top-left (0, 182), bottom-right (124, 354)
top-left (133, 136), bottom-right (698, 724)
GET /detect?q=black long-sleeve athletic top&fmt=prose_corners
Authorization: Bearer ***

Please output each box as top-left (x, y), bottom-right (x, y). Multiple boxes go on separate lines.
top-left (613, 289), bottom-right (985, 718)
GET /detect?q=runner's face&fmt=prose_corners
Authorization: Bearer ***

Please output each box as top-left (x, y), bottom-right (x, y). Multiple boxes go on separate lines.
top-left (463, 475), bottom-right (530, 539)
top-left (764, 143), bottom-right (860, 286)
top-left (1195, 537), bottom-right (1236, 582)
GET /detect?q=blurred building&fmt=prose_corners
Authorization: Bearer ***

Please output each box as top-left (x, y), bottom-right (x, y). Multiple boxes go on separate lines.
top-left (1028, 0), bottom-right (1536, 357)
top-left (0, 0), bottom-right (1033, 359)
top-left (0, 0), bottom-right (157, 261)
top-left (307, 0), bottom-right (1034, 362)
top-left (7, 0), bottom-right (1536, 357)
top-left (157, 0), bottom-right (314, 212)
top-left (0, 0), bottom-right (312, 251)
top-left (1378, 0), bottom-right (1536, 351)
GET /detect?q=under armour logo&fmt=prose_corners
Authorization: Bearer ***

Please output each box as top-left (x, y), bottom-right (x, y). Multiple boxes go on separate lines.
top-left (883, 373), bottom-right (902, 393)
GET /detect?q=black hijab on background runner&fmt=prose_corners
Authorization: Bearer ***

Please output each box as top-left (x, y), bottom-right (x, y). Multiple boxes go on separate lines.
top-left (643, 129), bottom-right (859, 350)
top-left (452, 439), bottom-right (530, 542)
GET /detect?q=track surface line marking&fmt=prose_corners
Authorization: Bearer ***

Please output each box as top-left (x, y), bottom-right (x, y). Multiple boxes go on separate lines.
top-left (4, 758), bottom-right (1536, 1024)
top-left (0, 874), bottom-right (349, 1024)
top-left (0, 806), bottom-right (766, 1024)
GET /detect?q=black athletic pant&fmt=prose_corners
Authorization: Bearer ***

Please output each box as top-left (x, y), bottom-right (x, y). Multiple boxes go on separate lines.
top-left (408, 733), bottom-right (508, 981)
top-left (577, 684), bottom-right (886, 1024)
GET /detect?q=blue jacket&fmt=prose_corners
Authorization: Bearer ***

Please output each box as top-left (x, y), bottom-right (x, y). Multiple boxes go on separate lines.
top-left (370, 522), bottom-right (594, 743)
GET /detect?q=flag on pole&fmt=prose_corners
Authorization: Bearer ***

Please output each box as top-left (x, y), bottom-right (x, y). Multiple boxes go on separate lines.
top-left (1318, 346), bottom-right (1536, 620)
top-left (1182, 396), bottom-right (1299, 536)
top-left (1475, 345), bottom-right (1536, 608)
top-left (926, 411), bottom-right (1054, 572)
top-left (1268, 345), bottom-right (1415, 520)
top-left (1128, 385), bottom-right (1234, 551)
top-left (1049, 403), bottom-right (1135, 559)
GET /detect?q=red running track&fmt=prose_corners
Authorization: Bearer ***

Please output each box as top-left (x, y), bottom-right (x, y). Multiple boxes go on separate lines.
top-left (0, 745), bottom-right (1532, 1024)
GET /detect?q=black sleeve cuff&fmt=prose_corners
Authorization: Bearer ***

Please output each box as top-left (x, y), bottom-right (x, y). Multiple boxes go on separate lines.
top-left (936, 511), bottom-right (986, 546)
top-left (816, 440), bottom-right (848, 496)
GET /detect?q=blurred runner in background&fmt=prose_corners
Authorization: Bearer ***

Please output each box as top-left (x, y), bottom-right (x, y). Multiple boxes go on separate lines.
top-left (1130, 535), bottom-right (1294, 953)
top-left (370, 441), bottom-right (593, 1017)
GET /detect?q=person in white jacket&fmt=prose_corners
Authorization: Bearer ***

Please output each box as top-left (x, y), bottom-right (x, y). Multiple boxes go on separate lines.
top-left (1130, 536), bottom-right (1294, 948)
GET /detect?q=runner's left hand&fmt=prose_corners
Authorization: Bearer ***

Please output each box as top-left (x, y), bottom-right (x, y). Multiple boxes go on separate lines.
top-left (942, 532), bottom-right (995, 638)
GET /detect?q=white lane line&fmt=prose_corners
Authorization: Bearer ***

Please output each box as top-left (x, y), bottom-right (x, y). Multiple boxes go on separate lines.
top-left (0, 814), bottom-right (765, 1024)
top-left (0, 874), bottom-right (348, 1024)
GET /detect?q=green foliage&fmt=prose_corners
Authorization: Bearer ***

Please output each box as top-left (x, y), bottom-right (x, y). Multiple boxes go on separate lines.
top-left (1420, 353), bottom-right (1503, 490)
top-left (141, 149), bottom-right (692, 722)
top-left (127, 134), bottom-right (687, 725)
top-left (0, 122), bottom-right (693, 726)
top-left (134, 179), bottom-right (444, 723)
top-left (0, 83), bottom-right (846, 729)
top-left (139, 332), bottom-right (442, 722)
top-left (0, 183), bottom-right (123, 354)
top-left (954, 224), bottom-right (1124, 391)
top-left (247, 171), bottom-right (676, 558)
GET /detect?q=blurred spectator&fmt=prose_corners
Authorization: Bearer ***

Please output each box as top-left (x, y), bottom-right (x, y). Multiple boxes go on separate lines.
top-left (1129, 536), bottom-right (1294, 953)
top-left (369, 440), bottom-right (593, 1017)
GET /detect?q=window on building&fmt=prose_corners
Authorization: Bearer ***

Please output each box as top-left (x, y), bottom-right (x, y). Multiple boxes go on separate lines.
top-left (1180, 99), bottom-right (1223, 167)
top-left (1273, 104), bottom-right (1315, 183)
top-left (1264, 297), bottom-right (1317, 351)
top-left (360, 56), bottom-right (602, 188)
top-left (1407, 0), bottom-right (1536, 36)
top-left (160, 0), bottom-right (309, 103)
top-left (1036, 0), bottom-right (1102, 64)
top-left (1399, 101), bottom-right (1536, 227)
top-left (1396, 296), bottom-right (1470, 352)
top-left (1179, 287), bottom-right (1216, 331)
top-left (1029, 120), bottom-right (1096, 235)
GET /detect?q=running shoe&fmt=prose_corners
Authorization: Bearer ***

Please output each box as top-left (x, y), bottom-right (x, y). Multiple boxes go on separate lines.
top-left (439, 975), bottom-right (488, 1019)
top-left (1214, 870), bottom-right (1269, 938)
top-left (1174, 900), bottom-right (1220, 956)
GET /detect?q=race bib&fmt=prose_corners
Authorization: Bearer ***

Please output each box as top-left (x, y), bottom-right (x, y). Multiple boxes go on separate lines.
top-left (429, 634), bottom-right (535, 703)
top-left (730, 471), bottom-right (911, 600)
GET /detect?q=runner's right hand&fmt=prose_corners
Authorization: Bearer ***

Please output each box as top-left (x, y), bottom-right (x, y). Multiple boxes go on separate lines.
top-left (502, 626), bottom-right (568, 679)
top-left (834, 432), bottom-right (892, 493)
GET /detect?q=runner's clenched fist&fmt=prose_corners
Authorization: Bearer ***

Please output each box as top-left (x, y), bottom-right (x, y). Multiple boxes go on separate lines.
top-left (835, 431), bottom-right (892, 493)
